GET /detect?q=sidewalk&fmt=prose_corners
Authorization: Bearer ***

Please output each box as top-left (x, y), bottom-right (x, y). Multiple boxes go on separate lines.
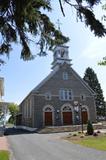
top-left (0, 136), bottom-right (9, 150)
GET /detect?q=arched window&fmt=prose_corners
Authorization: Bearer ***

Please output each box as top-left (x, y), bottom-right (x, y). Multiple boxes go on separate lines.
top-left (62, 106), bottom-right (72, 112)
top-left (45, 107), bottom-right (52, 112)
top-left (43, 105), bottom-right (54, 112)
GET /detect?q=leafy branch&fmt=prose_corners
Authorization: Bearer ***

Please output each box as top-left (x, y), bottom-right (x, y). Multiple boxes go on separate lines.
top-left (0, 0), bottom-right (106, 65)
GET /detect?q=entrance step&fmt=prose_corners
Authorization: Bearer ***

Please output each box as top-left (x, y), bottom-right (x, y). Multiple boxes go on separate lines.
top-left (38, 123), bottom-right (106, 134)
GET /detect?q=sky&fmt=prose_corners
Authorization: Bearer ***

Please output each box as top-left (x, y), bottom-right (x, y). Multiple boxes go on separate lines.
top-left (0, 1), bottom-right (106, 104)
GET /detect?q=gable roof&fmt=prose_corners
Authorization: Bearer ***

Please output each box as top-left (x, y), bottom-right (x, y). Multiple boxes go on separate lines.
top-left (32, 63), bottom-right (95, 95)
top-left (32, 66), bottom-right (59, 93)
top-left (20, 63), bottom-right (95, 105)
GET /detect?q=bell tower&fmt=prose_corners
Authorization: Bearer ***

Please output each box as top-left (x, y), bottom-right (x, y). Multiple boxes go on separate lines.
top-left (52, 45), bottom-right (72, 69)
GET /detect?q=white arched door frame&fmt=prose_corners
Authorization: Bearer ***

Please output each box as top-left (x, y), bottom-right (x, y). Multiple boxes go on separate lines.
top-left (81, 105), bottom-right (89, 119)
top-left (61, 103), bottom-right (74, 125)
top-left (43, 105), bottom-right (54, 126)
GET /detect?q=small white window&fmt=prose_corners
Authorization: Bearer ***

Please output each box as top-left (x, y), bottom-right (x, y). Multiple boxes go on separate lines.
top-left (80, 94), bottom-right (86, 101)
top-left (45, 92), bottom-right (51, 100)
top-left (63, 72), bottom-right (68, 80)
top-left (59, 89), bottom-right (72, 101)
top-left (29, 99), bottom-right (32, 118)
top-left (25, 100), bottom-right (28, 118)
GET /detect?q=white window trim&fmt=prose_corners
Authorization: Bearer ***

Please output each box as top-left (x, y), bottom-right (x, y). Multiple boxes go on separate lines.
top-left (23, 104), bottom-right (26, 118)
top-left (63, 72), bottom-right (68, 80)
top-left (59, 89), bottom-right (73, 101)
top-left (45, 92), bottom-right (52, 100)
top-left (29, 99), bottom-right (32, 118)
top-left (26, 100), bottom-right (28, 118)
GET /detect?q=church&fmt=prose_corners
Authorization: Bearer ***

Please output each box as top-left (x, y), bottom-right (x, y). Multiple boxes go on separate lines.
top-left (17, 45), bottom-right (97, 129)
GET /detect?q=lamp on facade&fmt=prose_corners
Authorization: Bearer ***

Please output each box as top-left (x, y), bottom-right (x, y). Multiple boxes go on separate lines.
top-left (74, 101), bottom-right (79, 111)
top-left (56, 110), bottom-right (60, 113)
top-left (74, 101), bottom-right (78, 106)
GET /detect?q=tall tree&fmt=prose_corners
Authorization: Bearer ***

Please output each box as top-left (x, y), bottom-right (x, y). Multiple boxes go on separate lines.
top-left (0, 108), bottom-right (4, 121)
top-left (8, 103), bottom-right (19, 124)
top-left (0, 0), bottom-right (106, 65)
top-left (83, 67), bottom-right (105, 116)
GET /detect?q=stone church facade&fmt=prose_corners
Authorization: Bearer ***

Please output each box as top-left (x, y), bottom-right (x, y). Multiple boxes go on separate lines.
top-left (18, 45), bottom-right (96, 129)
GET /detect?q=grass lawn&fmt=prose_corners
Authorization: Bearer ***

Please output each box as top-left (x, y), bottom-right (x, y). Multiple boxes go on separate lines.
top-left (65, 133), bottom-right (106, 151)
top-left (0, 150), bottom-right (10, 160)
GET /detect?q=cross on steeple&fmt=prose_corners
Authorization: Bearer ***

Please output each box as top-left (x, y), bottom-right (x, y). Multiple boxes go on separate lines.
top-left (56, 19), bottom-right (62, 31)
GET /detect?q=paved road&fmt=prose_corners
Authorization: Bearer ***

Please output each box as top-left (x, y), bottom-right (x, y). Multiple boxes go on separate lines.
top-left (7, 129), bottom-right (106, 160)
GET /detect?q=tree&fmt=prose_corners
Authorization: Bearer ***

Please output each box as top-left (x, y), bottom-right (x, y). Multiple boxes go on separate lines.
top-left (104, 101), bottom-right (106, 118)
top-left (8, 103), bottom-right (19, 124)
top-left (0, 0), bottom-right (106, 65)
top-left (98, 56), bottom-right (106, 66)
top-left (0, 107), bottom-right (7, 126)
top-left (0, 108), bottom-right (4, 122)
top-left (83, 67), bottom-right (105, 116)
top-left (87, 120), bottom-right (94, 135)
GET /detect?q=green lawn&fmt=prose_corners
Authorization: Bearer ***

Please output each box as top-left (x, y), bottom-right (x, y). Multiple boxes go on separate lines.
top-left (0, 150), bottom-right (10, 160)
top-left (69, 135), bottom-right (106, 151)
top-left (77, 136), bottom-right (106, 151)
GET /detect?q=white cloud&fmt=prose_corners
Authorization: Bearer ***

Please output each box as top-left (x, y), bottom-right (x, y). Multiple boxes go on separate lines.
top-left (81, 37), bottom-right (106, 60)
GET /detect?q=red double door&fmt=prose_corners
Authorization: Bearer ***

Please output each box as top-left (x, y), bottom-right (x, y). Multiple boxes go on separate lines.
top-left (44, 111), bottom-right (88, 126)
top-left (63, 112), bottom-right (72, 125)
top-left (82, 111), bottom-right (88, 124)
top-left (45, 111), bottom-right (73, 126)
top-left (45, 112), bottom-right (52, 126)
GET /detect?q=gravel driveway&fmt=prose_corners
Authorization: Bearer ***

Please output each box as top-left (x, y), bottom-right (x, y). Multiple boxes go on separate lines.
top-left (7, 130), bottom-right (106, 160)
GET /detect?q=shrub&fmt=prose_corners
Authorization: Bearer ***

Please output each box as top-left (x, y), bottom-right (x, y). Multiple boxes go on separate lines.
top-left (78, 131), bottom-right (82, 134)
top-left (97, 130), bottom-right (101, 134)
top-left (87, 120), bottom-right (94, 135)
top-left (80, 135), bottom-right (85, 138)
top-left (93, 132), bottom-right (98, 136)
top-left (73, 133), bottom-right (77, 136)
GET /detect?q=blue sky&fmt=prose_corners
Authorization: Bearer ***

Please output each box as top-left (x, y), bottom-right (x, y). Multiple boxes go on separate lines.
top-left (0, 1), bottom-right (106, 104)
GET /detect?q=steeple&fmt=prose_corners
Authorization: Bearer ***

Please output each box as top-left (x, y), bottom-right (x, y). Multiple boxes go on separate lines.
top-left (51, 45), bottom-right (72, 69)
